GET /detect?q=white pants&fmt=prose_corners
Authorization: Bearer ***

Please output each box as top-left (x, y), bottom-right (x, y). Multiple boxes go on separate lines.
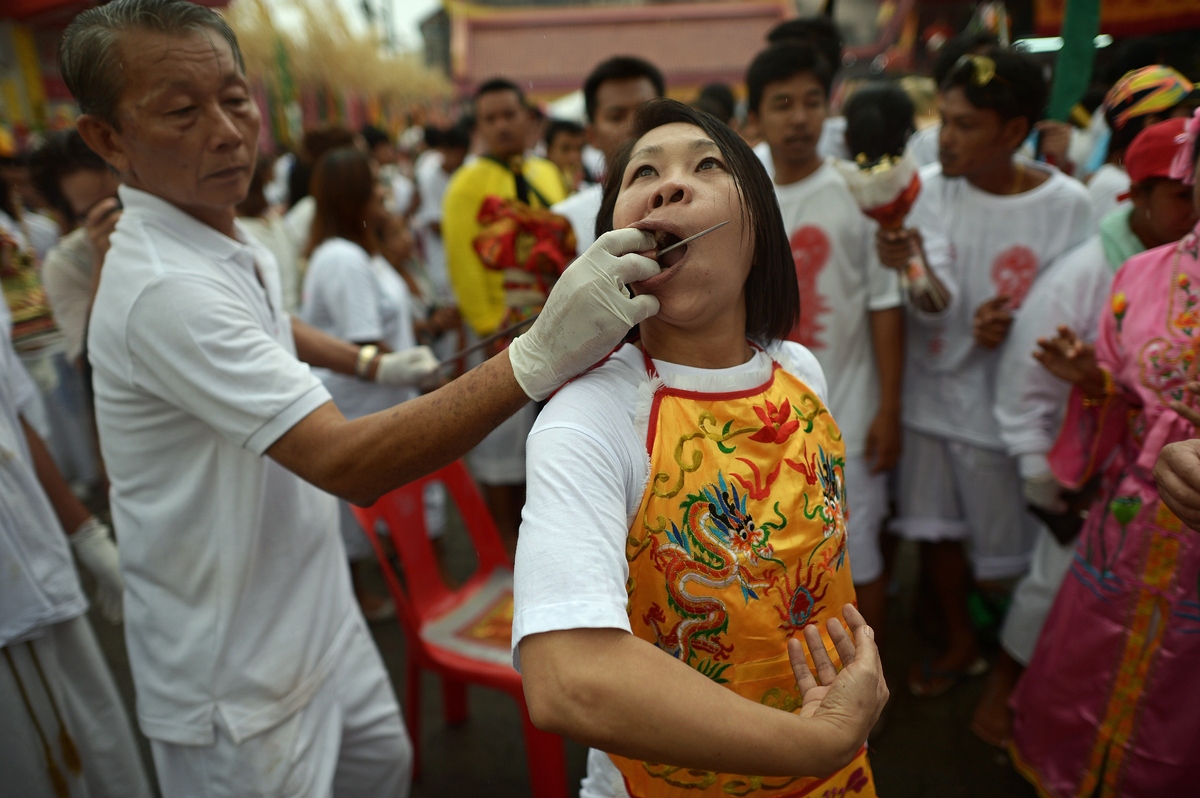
top-left (844, 454), bottom-right (889, 585)
top-left (151, 616), bottom-right (411, 798)
top-left (893, 429), bottom-right (1038, 580)
top-left (999, 525), bottom-right (1076, 665)
top-left (0, 615), bottom-right (153, 798)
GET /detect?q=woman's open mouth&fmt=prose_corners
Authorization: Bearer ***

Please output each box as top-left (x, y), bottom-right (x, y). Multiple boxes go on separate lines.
top-left (653, 230), bottom-right (688, 268)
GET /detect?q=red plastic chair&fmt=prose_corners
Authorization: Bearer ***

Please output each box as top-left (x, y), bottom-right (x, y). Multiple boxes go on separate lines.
top-left (351, 461), bottom-right (568, 798)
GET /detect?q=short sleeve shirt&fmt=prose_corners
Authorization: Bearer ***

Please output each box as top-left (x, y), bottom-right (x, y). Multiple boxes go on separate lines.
top-left (87, 186), bottom-right (354, 745)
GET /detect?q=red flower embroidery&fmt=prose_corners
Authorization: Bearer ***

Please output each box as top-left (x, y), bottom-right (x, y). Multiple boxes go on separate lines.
top-left (730, 458), bottom-right (782, 501)
top-left (991, 245), bottom-right (1038, 309)
top-left (749, 398), bottom-right (800, 444)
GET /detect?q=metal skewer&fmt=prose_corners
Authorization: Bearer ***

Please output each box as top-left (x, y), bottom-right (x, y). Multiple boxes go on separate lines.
top-left (438, 314), bottom-right (540, 371)
top-left (655, 219), bottom-right (730, 257)
top-left (437, 221), bottom-right (731, 374)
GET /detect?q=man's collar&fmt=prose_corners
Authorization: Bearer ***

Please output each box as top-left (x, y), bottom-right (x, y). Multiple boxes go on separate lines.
top-left (118, 185), bottom-right (256, 269)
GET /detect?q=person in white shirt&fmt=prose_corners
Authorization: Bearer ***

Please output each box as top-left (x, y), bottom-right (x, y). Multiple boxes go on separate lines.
top-left (552, 56), bottom-right (665, 255)
top-left (61, 1), bottom-right (664, 794)
top-left (746, 43), bottom-right (905, 636)
top-left (875, 48), bottom-right (1093, 698)
top-left (0, 297), bottom-right (150, 798)
top-left (1085, 65), bottom-right (1193, 222)
top-left (28, 129), bottom-right (123, 368)
top-left (412, 121), bottom-right (469, 304)
top-left (515, 98), bottom-right (888, 798)
top-left (299, 146), bottom-right (434, 619)
top-left (970, 117), bottom-right (1199, 747)
top-left (237, 157), bottom-right (301, 314)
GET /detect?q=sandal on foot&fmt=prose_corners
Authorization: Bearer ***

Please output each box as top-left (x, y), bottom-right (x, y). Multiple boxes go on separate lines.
top-left (908, 655), bottom-right (989, 698)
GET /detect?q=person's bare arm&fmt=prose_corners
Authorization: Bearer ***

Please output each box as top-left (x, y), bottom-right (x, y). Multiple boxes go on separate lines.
top-left (519, 606), bottom-right (887, 778)
top-left (23, 417), bottom-right (92, 535)
top-left (865, 307), bottom-right (904, 472)
top-left (292, 316), bottom-right (373, 377)
top-left (266, 349), bottom-right (527, 505)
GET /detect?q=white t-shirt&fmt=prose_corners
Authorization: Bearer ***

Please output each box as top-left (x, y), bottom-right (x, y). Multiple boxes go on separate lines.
top-left (88, 186), bottom-right (353, 746)
top-left (551, 182), bottom-right (604, 256)
top-left (0, 332), bottom-right (87, 648)
top-left (908, 123), bottom-right (940, 168)
top-left (1087, 163), bottom-right (1130, 223)
top-left (903, 162), bottom-right (1093, 450)
top-left (752, 116), bottom-right (849, 180)
top-left (41, 227), bottom-right (94, 364)
top-left (413, 153), bottom-right (456, 303)
top-left (513, 341), bottom-right (826, 796)
top-left (301, 237), bottom-right (417, 419)
top-left (773, 158), bottom-right (902, 456)
top-left (994, 233), bottom-right (1123, 476)
top-left (240, 213), bottom-right (301, 315)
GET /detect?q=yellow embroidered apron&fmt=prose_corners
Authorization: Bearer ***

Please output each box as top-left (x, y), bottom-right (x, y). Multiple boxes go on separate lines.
top-left (610, 349), bottom-right (875, 798)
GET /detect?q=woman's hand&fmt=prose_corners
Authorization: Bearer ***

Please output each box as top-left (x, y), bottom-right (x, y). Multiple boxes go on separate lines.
top-left (789, 604), bottom-right (888, 753)
top-left (1033, 326), bottom-right (1106, 397)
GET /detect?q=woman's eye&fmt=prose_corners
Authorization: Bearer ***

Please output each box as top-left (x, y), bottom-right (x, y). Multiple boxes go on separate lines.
top-left (635, 165), bottom-right (656, 178)
top-left (698, 157), bottom-right (722, 171)
top-left (169, 106), bottom-right (196, 117)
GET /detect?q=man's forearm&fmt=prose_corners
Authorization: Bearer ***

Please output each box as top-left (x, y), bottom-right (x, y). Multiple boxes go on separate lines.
top-left (268, 349), bottom-right (527, 505)
top-left (22, 418), bottom-right (92, 536)
top-left (292, 316), bottom-right (362, 376)
top-left (869, 307), bottom-right (904, 415)
top-left (520, 628), bottom-right (856, 778)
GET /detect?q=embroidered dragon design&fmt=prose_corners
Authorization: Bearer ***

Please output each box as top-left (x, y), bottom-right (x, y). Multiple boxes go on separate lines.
top-left (643, 472), bottom-right (785, 669)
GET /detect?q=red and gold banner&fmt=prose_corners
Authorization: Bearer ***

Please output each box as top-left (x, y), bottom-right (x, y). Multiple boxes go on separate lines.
top-left (1037, 0), bottom-right (1200, 37)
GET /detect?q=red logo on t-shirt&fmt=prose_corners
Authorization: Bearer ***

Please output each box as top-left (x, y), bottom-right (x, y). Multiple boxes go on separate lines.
top-left (991, 246), bottom-right (1039, 309)
top-left (786, 225), bottom-right (831, 349)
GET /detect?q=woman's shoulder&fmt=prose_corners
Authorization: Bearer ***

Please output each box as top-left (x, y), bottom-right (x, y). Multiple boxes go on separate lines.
top-left (535, 344), bottom-right (648, 433)
top-left (765, 340), bottom-right (829, 403)
top-left (310, 237), bottom-right (371, 267)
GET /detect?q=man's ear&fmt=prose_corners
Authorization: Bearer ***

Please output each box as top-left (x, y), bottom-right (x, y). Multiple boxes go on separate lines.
top-left (77, 114), bottom-right (130, 175)
top-left (1001, 116), bottom-right (1031, 153)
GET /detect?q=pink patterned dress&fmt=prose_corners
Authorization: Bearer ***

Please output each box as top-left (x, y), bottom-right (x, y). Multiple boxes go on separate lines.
top-left (1009, 227), bottom-right (1200, 796)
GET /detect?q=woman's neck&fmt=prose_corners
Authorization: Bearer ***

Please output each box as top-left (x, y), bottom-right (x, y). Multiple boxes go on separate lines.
top-left (640, 314), bottom-right (754, 370)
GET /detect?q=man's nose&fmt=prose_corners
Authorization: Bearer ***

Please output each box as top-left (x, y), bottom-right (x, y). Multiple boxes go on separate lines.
top-left (208, 103), bottom-right (246, 149)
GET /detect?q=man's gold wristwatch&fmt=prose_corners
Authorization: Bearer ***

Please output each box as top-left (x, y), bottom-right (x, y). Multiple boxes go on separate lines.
top-left (355, 344), bottom-right (379, 380)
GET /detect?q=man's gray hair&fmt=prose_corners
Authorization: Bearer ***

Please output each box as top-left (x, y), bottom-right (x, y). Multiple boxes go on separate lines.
top-left (59, 0), bottom-right (246, 125)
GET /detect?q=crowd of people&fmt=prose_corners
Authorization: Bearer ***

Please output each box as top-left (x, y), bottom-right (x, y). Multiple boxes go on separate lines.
top-left (3, 0), bottom-right (1200, 796)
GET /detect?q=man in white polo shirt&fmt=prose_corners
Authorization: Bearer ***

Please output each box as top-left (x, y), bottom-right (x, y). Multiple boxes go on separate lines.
top-left (60, 1), bottom-right (661, 795)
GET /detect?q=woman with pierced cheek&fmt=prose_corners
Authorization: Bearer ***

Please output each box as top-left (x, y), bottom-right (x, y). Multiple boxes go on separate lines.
top-left (513, 99), bottom-right (888, 798)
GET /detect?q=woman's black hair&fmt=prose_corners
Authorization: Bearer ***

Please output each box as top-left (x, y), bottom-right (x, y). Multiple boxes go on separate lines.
top-left (28, 129), bottom-right (109, 225)
top-left (595, 98), bottom-right (798, 344)
top-left (843, 82), bottom-right (916, 162)
top-left (940, 47), bottom-right (1048, 133)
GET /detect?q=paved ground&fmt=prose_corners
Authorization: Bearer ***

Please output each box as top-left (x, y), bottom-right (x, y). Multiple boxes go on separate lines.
top-left (91, 509), bottom-right (1039, 797)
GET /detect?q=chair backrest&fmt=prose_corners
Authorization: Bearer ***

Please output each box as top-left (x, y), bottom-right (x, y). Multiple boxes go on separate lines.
top-left (351, 460), bottom-right (510, 624)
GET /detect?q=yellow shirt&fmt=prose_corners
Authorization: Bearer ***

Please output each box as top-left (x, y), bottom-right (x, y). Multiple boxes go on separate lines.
top-left (442, 155), bottom-right (567, 335)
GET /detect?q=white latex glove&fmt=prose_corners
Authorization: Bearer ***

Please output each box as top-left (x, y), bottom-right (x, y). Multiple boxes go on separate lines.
top-left (375, 346), bottom-right (439, 387)
top-left (1023, 473), bottom-right (1068, 514)
top-left (70, 517), bottom-right (124, 624)
top-left (508, 227), bottom-right (660, 400)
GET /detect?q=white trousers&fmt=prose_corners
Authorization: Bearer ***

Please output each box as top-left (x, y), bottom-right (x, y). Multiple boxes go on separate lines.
top-left (151, 615), bottom-right (411, 798)
top-left (998, 525), bottom-right (1076, 665)
top-left (893, 429), bottom-right (1039, 580)
top-left (843, 454), bottom-right (889, 585)
top-left (0, 615), bottom-right (153, 798)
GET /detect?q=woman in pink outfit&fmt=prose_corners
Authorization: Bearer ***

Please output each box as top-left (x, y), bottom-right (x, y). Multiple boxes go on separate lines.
top-left (1009, 111), bottom-right (1200, 797)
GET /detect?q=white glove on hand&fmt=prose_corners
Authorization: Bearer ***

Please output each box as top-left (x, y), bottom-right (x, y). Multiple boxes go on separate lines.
top-left (375, 346), bottom-right (439, 387)
top-left (508, 228), bottom-right (660, 400)
top-left (1023, 473), bottom-right (1068, 514)
top-left (70, 517), bottom-right (124, 624)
